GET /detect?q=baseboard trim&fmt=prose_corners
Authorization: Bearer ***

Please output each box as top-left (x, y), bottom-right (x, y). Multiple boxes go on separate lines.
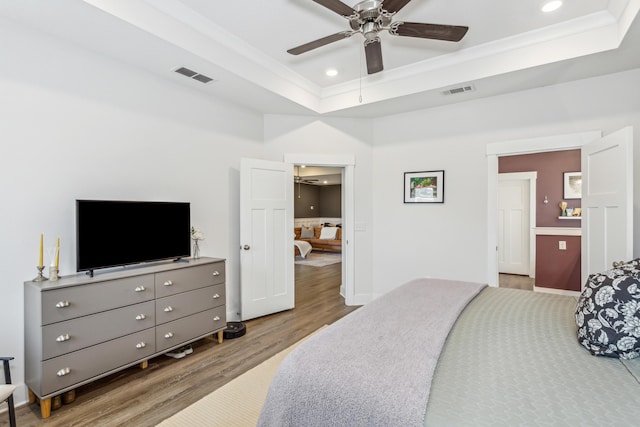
top-left (534, 285), bottom-right (580, 297)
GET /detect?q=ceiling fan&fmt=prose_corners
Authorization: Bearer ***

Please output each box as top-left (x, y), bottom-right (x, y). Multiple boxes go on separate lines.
top-left (287, 0), bottom-right (469, 75)
top-left (295, 166), bottom-right (319, 198)
top-left (295, 166), bottom-right (319, 184)
top-left (295, 176), bottom-right (319, 184)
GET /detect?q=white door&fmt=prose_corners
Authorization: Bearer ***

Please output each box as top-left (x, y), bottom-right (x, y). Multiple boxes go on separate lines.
top-left (240, 158), bottom-right (294, 321)
top-left (581, 126), bottom-right (633, 286)
top-left (498, 174), bottom-right (531, 275)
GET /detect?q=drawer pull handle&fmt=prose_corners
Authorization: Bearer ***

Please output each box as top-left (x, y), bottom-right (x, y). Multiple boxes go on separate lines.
top-left (135, 314), bottom-right (146, 321)
top-left (212, 271), bottom-right (220, 276)
top-left (164, 280), bottom-right (173, 286)
top-left (55, 300), bottom-right (70, 308)
top-left (164, 306), bottom-right (173, 312)
top-left (56, 334), bottom-right (70, 342)
top-left (136, 342), bottom-right (146, 349)
top-left (135, 286), bottom-right (146, 292)
top-left (213, 316), bottom-right (221, 321)
top-left (164, 332), bottom-right (174, 339)
top-left (56, 367), bottom-right (71, 377)
top-left (213, 293), bottom-right (220, 299)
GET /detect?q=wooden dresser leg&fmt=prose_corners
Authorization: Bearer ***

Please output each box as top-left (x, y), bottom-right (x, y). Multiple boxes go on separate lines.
top-left (140, 360), bottom-right (148, 369)
top-left (217, 330), bottom-right (224, 344)
top-left (40, 397), bottom-right (52, 419)
top-left (28, 388), bottom-right (36, 404)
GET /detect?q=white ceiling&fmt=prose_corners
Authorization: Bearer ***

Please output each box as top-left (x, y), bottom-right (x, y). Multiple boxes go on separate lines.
top-left (296, 166), bottom-right (343, 185)
top-left (1, 0), bottom-right (639, 118)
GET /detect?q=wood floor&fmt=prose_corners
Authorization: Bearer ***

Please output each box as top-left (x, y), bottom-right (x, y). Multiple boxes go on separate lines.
top-left (4, 262), bottom-right (356, 427)
top-left (499, 273), bottom-right (535, 291)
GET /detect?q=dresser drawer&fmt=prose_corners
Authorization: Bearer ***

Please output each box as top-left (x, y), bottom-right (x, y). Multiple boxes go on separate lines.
top-left (156, 284), bottom-right (225, 325)
top-left (40, 328), bottom-right (155, 396)
top-left (156, 306), bottom-right (226, 352)
top-left (41, 275), bottom-right (155, 325)
top-left (155, 262), bottom-right (224, 298)
top-left (41, 301), bottom-right (156, 360)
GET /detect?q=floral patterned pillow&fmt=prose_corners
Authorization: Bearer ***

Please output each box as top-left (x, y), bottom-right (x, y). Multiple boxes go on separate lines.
top-left (575, 259), bottom-right (640, 359)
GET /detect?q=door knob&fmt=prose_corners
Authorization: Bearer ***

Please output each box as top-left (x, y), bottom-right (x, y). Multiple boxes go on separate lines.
top-left (243, 245), bottom-right (250, 250)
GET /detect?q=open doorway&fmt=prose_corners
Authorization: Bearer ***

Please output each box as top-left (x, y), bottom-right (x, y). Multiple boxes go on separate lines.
top-left (497, 150), bottom-right (582, 293)
top-left (486, 131), bottom-right (600, 291)
top-left (284, 154), bottom-right (356, 304)
top-left (293, 165), bottom-right (344, 274)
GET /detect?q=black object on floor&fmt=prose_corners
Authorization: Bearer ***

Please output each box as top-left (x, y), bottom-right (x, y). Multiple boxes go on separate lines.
top-left (223, 321), bottom-right (246, 339)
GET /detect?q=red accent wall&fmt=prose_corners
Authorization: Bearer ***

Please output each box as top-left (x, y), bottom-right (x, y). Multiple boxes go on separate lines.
top-left (499, 150), bottom-right (580, 228)
top-left (535, 236), bottom-right (581, 291)
top-left (499, 150), bottom-right (582, 292)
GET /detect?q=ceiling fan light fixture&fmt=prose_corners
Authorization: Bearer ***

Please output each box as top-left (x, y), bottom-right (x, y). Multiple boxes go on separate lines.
top-left (542, 1), bottom-right (563, 13)
top-left (287, 0), bottom-right (469, 75)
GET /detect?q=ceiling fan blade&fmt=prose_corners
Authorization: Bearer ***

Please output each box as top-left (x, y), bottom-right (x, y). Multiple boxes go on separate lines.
top-left (382, 0), bottom-right (414, 14)
top-left (313, 0), bottom-right (357, 17)
top-left (364, 39), bottom-right (383, 74)
top-left (390, 22), bottom-right (468, 42)
top-left (287, 31), bottom-right (353, 55)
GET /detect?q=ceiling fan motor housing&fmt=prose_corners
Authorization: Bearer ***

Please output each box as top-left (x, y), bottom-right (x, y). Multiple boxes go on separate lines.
top-left (287, 0), bottom-right (468, 75)
top-left (350, 0), bottom-right (393, 34)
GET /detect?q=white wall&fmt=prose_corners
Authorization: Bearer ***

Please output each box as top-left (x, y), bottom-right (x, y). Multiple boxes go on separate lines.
top-left (371, 68), bottom-right (640, 296)
top-left (0, 17), bottom-right (264, 404)
top-left (263, 116), bottom-right (375, 300)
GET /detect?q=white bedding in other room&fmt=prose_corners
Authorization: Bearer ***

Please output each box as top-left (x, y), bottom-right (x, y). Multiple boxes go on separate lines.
top-left (294, 240), bottom-right (312, 258)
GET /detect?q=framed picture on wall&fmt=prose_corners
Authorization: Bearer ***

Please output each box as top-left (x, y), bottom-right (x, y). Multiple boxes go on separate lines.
top-left (563, 171), bottom-right (582, 199)
top-left (404, 170), bottom-right (444, 203)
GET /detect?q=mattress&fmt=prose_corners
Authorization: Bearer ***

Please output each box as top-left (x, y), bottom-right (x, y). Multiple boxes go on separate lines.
top-left (425, 287), bottom-right (640, 426)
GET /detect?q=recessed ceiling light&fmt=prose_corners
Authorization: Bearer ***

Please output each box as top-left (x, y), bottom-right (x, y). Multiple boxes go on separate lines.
top-left (325, 69), bottom-right (338, 77)
top-left (542, 1), bottom-right (563, 12)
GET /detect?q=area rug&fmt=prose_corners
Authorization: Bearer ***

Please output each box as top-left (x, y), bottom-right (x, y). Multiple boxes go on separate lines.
top-left (294, 251), bottom-right (342, 267)
top-left (156, 327), bottom-right (326, 427)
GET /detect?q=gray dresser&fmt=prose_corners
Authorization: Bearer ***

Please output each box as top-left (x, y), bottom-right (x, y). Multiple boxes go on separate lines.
top-left (24, 257), bottom-right (226, 418)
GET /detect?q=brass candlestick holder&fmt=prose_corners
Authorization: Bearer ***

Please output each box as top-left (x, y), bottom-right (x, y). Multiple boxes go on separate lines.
top-left (32, 265), bottom-right (48, 282)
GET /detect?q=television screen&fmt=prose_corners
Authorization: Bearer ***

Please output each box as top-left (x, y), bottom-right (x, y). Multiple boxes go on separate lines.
top-left (76, 200), bottom-right (191, 274)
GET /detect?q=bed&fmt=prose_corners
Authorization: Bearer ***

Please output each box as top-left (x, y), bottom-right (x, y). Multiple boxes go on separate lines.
top-left (258, 277), bottom-right (640, 426)
top-left (293, 240), bottom-right (312, 259)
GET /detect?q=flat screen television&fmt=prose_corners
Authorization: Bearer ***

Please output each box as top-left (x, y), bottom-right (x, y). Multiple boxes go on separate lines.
top-left (76, 200), bottom-right (191, 275)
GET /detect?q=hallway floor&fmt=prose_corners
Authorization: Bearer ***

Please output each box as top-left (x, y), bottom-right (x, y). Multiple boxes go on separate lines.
top-left (499, 273), bottom-right (535, 291)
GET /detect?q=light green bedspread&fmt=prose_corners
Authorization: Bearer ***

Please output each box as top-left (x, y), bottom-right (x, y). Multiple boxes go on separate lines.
top-left (425, 287), bottom-right (640, 426)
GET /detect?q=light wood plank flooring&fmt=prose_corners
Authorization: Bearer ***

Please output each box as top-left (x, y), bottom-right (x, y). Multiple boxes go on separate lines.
top-left (499, 273), bottom-right (535, 291)
top-left (4, 262), bottom-right (356, 427)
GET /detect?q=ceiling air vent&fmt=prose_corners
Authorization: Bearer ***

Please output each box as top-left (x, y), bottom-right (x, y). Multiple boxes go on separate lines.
top-left (173, 67), bottom-right (215, 84)
top-left (442, 85), bottom-right (474, 96)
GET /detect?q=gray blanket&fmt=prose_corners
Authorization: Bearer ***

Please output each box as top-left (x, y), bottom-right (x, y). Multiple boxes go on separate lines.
top-left (257, 278), bottom-right (486, 427)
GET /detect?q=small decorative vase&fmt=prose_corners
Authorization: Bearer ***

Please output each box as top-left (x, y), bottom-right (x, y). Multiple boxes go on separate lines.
top-left (559, 201), bottom-right (568, 217)
top-left (49, 266), bottom-right (59, 281)
top-left (192, 240), bottom-right (200, 259)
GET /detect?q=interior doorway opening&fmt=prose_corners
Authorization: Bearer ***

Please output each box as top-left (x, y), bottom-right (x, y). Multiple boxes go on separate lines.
top-left (284, 154), bottom-right (356, 305)
top-left (486, 131), bottom-right (601, 288)
top-left (293, 164), bottom-right (345, 297)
